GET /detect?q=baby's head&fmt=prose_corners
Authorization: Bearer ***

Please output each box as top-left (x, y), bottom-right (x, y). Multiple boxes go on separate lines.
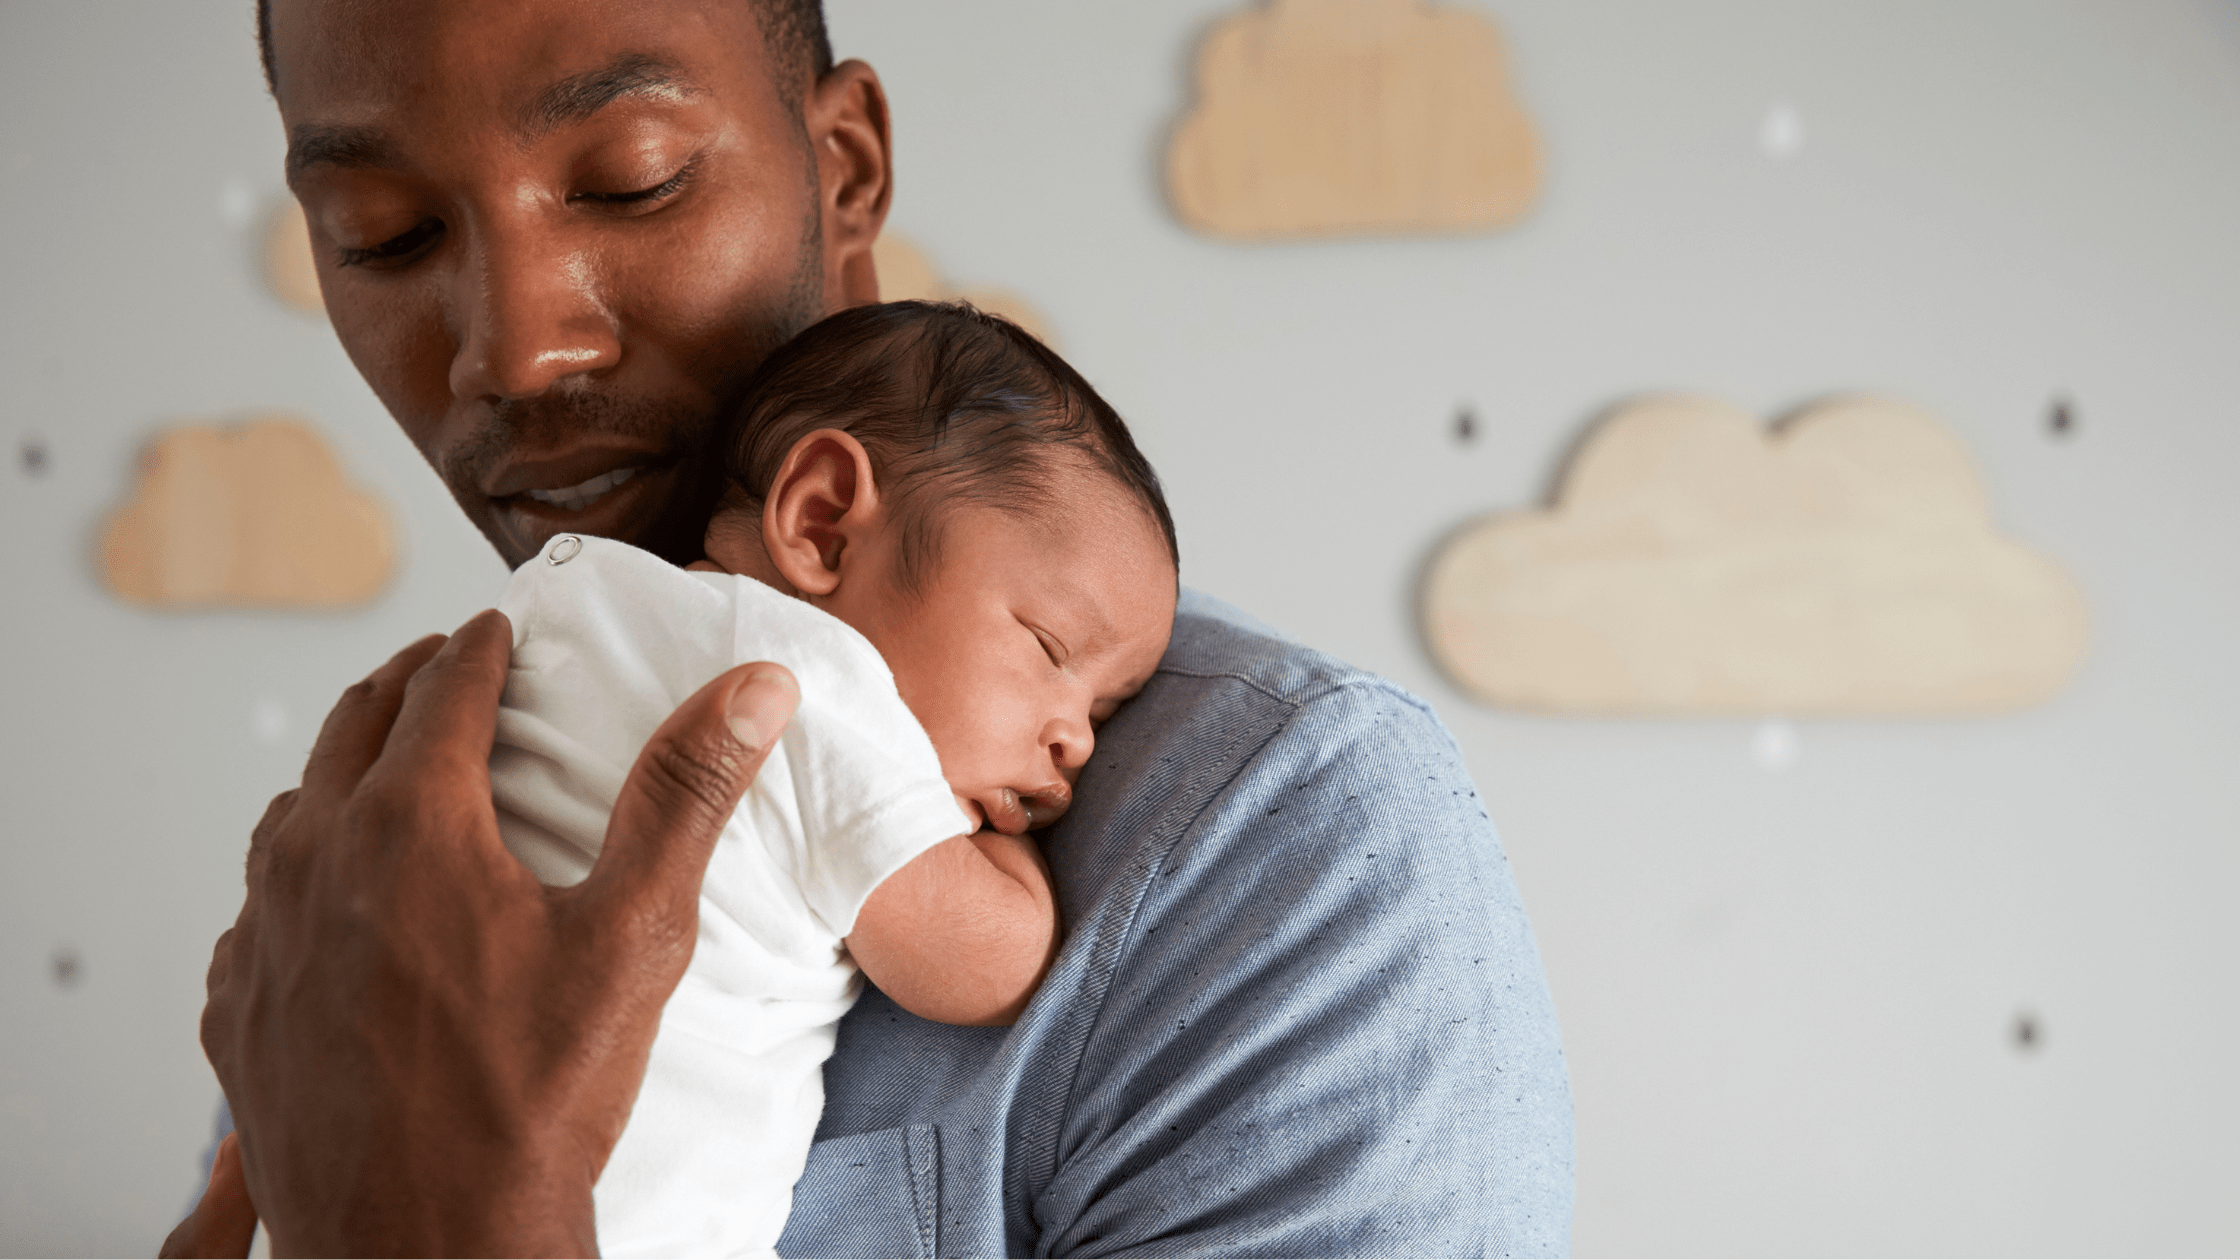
top-left (700, 301), bottom-right (1179, 835)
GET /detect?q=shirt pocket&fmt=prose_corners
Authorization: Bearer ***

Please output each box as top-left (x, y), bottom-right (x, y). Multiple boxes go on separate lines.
top-left (777, 1123), bottom-right (941, 1259)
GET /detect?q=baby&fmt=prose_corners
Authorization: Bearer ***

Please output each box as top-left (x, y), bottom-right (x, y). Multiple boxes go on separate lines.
top-left (487, 301), bottom-right (1180, 1256)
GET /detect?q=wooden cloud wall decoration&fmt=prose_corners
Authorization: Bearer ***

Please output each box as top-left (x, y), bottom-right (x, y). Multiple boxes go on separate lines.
top-left (1167, 0), bottom-right (1540, 239)
top-left (1421, 396), bottom-right (2090, 715)
top-left (101, 415), bottom-right (394, 610)
top-left (266, 199), bottom-right (325, 317)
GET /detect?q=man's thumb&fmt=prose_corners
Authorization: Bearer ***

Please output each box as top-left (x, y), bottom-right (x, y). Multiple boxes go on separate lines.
top-left (585, 663), bottom-right (799, 924)
top-left (159, 1132), bottom-right (257, 1258)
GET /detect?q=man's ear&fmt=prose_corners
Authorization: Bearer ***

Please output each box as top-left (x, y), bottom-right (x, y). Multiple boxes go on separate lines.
top-left (763, 430), bottom-right (883, 597)
top-left (806, 59), bottom-right (893, 310)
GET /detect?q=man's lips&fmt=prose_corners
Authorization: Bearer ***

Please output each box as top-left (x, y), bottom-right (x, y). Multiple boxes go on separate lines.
top-left (482, 451), bottom-right (696, 565)
top-left (519, 465), bottom-right (640, 513)
top-left (481, 445), bottom-right (675, 500)
top-left (494, 463), bottom-right (673, 527)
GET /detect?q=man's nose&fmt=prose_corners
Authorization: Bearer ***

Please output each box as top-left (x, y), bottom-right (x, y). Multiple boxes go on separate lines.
top-left (446, 221), bottom-right (622, 401)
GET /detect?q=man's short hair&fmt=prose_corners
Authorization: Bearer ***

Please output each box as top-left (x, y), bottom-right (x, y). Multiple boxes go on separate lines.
top-left (254, 1), bottom-right (833, 100)
top-left (724, 301), bottom-right (1181, 592)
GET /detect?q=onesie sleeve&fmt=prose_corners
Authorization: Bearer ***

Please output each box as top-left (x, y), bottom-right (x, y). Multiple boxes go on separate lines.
top-left (725, 578), bottom-right (974, 939)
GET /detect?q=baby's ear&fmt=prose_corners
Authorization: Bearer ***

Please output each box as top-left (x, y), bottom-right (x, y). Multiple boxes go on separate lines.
top-left (763, 429), bottom-right (883, 597)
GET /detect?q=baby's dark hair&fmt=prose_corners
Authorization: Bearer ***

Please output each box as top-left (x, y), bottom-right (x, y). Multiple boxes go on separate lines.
top-left (723, 300), bottom-right (1178, 591)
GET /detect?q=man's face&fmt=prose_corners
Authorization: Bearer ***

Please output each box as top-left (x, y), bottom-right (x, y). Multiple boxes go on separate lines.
top-left (270, 0), bottom-right (889, 567)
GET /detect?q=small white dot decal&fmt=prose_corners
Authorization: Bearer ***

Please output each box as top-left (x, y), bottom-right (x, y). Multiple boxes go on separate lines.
top-left (252, 695), bottom-right (290, 746)
top-left (1759, 102), bottom-right (1805, 159)
top-left (1752, 717), bottom-right (1797, 770)
top-left (219, 177), bottom-right (258, 228)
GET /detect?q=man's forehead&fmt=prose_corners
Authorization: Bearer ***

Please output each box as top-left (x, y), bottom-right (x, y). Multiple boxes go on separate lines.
top-left (268, 0), bottom-right (764, 134)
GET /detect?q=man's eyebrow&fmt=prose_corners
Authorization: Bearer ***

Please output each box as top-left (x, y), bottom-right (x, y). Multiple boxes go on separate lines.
top-left (286, 125), bottom-right (395, 180)
top-left (520, 52), bottom-right (699, 140)
top-left (282, 53), bottom-right (698, 182)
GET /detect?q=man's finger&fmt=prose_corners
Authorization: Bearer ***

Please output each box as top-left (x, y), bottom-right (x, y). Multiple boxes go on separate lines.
top-left (239, 790), bottom-right (297, 894)
top-left (204, 927), bottom-right (235, 998)
top-left (158, 1132), bottom-right (257, 1258)
top-left (357, 610), bottom-right (513, 820)
top-left (299, 634), bottom-right (449, 801)
top-left (199, 926), bottom-right (238, 1079)
top-left (582, 663), bottom-right (798, 928)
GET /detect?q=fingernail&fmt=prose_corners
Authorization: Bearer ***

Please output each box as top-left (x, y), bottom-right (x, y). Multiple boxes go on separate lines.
top-left (727, 669), bottom-right (796, 749)
top-left (745, 665), bottom-right (798, 694)
top-left (727, 698), bottom-right (764, 751)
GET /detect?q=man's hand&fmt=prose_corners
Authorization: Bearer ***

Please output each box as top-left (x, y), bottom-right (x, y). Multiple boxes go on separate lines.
top-left (194, 611), bottom-right (798, 1256)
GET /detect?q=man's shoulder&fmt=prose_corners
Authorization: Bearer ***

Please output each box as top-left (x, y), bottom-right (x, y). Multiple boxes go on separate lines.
top-left (1022, 596), bottom-right (1573, 1258)
top-left (1055, 589), bottom-right (1478, 915)
top-left (1159, 587), bottom-right (1437, 729)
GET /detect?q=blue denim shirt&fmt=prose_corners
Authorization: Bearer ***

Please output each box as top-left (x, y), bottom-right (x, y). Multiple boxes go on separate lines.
top-left (203, 592), bottom-right (1571, 1256)
top-left (776, 592), bottom-right (1573, 1257)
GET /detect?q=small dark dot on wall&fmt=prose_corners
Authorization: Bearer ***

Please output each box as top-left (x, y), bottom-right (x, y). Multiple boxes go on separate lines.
top-left (2011, 1009), bottom-right (2042, 1053)
top-left (19, 436), bottom-right (48, 475)
top-left (51, 946), bottom-right (82, 989)
top-left (2047, 396), bottom-right (2075, 438)
top-left (1454, 406), bottom-right (1477, 444)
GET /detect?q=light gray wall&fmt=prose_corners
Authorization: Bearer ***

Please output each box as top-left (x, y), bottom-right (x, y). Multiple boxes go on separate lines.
top-left (3, 2), bottom-right (2235, 1254)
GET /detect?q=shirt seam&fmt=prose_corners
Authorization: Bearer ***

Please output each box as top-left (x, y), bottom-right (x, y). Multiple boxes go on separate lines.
top-left (1151, 664), bottom-right (1437, 724)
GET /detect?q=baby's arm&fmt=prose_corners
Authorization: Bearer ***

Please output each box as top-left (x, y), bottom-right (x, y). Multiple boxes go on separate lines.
top-left (846, 830), bottom-right (1059, 1026)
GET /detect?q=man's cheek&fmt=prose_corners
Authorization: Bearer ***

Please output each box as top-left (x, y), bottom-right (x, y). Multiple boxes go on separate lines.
top-left (649, 197), bottom-right (809, 336)
top-left (331, 288), bottom-right (457, 426)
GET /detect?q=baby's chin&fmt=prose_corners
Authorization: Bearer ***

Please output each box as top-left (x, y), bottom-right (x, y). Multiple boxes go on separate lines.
top-left (954, 793), bottom-right (987, 833)
top-left (952, 787), bottom-right (1054, 837)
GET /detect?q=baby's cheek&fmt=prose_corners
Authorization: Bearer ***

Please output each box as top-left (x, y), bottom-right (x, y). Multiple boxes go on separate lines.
top-left (892, 653), bottom-right (1038, 792)
top-left (909, 701), bottom-right (996, 783)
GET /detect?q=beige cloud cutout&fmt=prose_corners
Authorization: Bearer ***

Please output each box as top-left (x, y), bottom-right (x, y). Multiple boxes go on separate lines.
top-left (1167, 0), bottom-right (1540, 239)
top-left (1422, 395), bottom-right (2090, 715)
top-left (101, 415), bottom-right (394, 609)
top-left (265, 199), bottom-right (326, 318)
top-left (872, 233), bottom-right (1059, 348)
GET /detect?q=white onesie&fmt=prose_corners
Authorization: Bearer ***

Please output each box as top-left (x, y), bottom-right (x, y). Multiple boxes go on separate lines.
top-left (489, 533), bottom-right (971, 1258)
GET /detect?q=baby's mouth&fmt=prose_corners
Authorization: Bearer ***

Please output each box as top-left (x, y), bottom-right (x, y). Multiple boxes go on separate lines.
top-left (971, 786), bottom-right (1072, 836)
top-left (1021, 786), bottom-right (1072, 831)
